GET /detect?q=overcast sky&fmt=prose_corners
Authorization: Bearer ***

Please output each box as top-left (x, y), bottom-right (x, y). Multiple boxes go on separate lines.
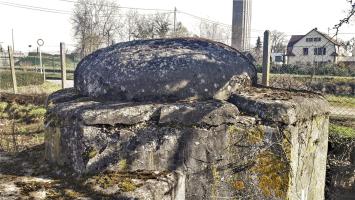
top-left (0, 0), bottom-right (354, 52)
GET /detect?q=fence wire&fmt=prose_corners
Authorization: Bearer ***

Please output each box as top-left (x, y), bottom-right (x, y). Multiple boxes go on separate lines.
top-left (254, 30), bottom-right (355, 137)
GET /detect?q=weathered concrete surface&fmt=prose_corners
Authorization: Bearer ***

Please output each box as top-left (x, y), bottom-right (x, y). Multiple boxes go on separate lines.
top-left (45, 87), bottom-right (330, 200)
top-left (74, 38), bottom-right (256, 102)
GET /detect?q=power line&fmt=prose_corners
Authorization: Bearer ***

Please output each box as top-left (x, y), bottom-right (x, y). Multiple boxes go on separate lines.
top-left (0, 1), bottom-right (71, 14)
top-left (56, 0), bottom-right (174, 12)
top-left (178, 11), bottom-right (232, 28)
top-left (1, 0), bottom-right (235, 29)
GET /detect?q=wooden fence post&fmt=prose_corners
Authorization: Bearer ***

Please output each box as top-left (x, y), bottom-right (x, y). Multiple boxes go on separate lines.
top-left (60, 42), bottom-right (66, 89)
top-left (8, 46), bottom-right (17, 94)
top-left (262, 30), bottom-right (271, 86)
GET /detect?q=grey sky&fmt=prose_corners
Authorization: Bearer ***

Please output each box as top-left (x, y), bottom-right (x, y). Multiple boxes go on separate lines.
top-left (0, 0), bottom-right (353, 52)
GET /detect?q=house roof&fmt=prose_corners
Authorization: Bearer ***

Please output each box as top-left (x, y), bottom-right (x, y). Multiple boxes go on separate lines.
top-left (287, 35), bottom-right (304, 48)
top-left (330, 52), bottom-right (339, 56)
top-left (316, 30), bottom-right (342, 46)
top-left (287, 28), bottom-right (342, 48)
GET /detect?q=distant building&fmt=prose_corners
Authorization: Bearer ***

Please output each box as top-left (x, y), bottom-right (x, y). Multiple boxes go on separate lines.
top-left (232, 0), bottom-right (252, 51)
top-left (271, 53), bottom-right (286, 66)
top-left (287, 28), bottom-right (347, 65)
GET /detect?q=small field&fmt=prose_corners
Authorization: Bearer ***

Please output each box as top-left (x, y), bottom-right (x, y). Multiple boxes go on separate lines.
top-left (0, 93), bottom-right (48, 152)
top-left (326, 95), bottom-right (355, 108)
top-left (0, 70), bottom-right (44, 90)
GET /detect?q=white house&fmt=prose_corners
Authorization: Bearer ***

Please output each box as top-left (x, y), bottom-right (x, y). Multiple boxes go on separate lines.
top-left (271, 52), bottom-right (286, 66)
top-left (286, 28), bottom-right (347, 65)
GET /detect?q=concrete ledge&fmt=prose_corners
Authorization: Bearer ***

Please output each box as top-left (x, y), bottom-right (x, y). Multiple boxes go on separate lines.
top-left (228, 87), bottom-right (330, 125)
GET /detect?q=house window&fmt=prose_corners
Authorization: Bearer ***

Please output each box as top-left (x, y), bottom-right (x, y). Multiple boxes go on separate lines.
top-left (314, 37), bottom-right (321, 42)
top-left (303, 48), bottom-right (309, 55)
top-left (314, 48), bottom-right (326, 55)
top-left (275, 56), bottom-right (283, 62)
top-left (306, 38), bottom-right (313, 42)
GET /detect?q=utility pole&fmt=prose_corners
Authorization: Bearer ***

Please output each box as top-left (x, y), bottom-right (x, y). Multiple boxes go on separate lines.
top-left (8, 46), bottom-right (18, 94)
top-left (11, 29), bottom-right (15, 52)
top-left (60, 42), bottom-right (66, 89)
top-left (38, 46), bottom-right (43, 74)
top-left (262, 30), bottom-right (271, 86)
top-left (173, 7), bottom-right (177, 36)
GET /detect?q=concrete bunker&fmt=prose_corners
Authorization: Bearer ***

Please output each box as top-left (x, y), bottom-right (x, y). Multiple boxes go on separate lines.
top-left (45, 38), bottom-right (329, 200)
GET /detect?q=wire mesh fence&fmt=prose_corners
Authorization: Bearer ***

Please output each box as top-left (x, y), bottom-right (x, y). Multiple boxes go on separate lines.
top-left (0, 45), bottom-right (79, 94)
top-left (254, 29), bottom-right (355, 137)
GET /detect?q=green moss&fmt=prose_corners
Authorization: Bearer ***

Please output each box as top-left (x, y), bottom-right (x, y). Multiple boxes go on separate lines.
top-left (2, 102), bottom-right (47, 122)
top-left (227, 125), bottom-right (240, 135)
top-left (247, 126), bottom-right (264, 144)
top-left (0, 102), bottom-right (8, 112)
top-left (253, 150), bottom-right (289, 198)
top-left (118, 159), bottom-right (128, 171)
top-left (82, 147), bottom-right (98, 162)
top-left (329, 124), bottom-right (355, 138)
top-left (88, 149), bottom-right (97, 159)
top-left (92, 172), bottom-right (141, 192)
top-left (119, 179), bottom-right (138, 192)
top-left (28, 107), bottom-right (47, 120)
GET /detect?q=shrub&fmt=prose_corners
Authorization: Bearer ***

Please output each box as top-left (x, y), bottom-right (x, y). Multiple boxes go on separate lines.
top-left (270, 64), bottom-right (354, 77)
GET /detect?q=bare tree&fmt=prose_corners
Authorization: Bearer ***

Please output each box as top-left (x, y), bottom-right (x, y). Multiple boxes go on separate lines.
top-left (72, 0), bottom-right (122, 58)
top-left (132, 15), bottom-right (155, 39)
top-left (270, 30), bottom-right (287, 53)
top-left (153, 13), bottom-right (171, 38)
top-left (130, 12), bottom-right (174, 40)
top-left (333, 0), bottom-right (355, 35)
top-left (199, 21), bottom-right (231, 44)
top-left (124, 10), bottom-right (139, 41)
top-left (175, 22), bottom-right (190, 37)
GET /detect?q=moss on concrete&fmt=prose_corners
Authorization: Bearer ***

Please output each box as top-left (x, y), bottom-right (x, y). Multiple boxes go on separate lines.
top-left (253, 150), bottom-right (290, 198)
top-left (118, 159), bottom-right (128, 171)
top-left (247, 126), bottom-right (264, 144)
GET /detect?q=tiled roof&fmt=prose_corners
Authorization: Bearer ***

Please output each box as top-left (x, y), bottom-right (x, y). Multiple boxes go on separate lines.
top-left (287, 28), bottom-right (342, 48)
top-left (287, 35), bottom-right (304, 48)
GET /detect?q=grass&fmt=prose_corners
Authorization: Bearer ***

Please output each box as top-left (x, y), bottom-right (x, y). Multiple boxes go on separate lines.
top-left (46, 73), bottom-right (74, 80)
top-left (0, 70), bottom-right (44, 89)
top-left (326, 95), bottom-right (355, 108)
top-left (0, 81), bottom-right (61, 95)
top-left (16, 55), bottom-right (77, 70)
top-left (0, 101), bottom-right (46, 152)
top-left (329, 124), bottom-right (355, 138)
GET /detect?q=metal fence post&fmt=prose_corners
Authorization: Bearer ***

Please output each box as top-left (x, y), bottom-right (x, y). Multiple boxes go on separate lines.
top-left (60, 42), bottom-right (66, 89)
top-left (262, 30), bottom-right (271, 86)
top-left (8, 46), bottom-right (18, 94)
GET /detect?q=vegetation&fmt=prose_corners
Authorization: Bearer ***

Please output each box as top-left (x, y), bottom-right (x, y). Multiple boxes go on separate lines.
top-left (0, 70), bottom-right (44, 89)
top-left (259, 64), bottom-right (355, 77)
top-left (0, 81), bottom-right (61, 95)
top-left (15, 54), bottom-right (78, 69)
top-left (255, 64), bottom-right (355, 77)
top-left (46, 72), bottom-right (74, 80)
top-left (329, 124), bottom-right (355, 138)
top-left (326, 95), bottom-right (355, 108)
top-left (0, 101), bottom-right (46, 152)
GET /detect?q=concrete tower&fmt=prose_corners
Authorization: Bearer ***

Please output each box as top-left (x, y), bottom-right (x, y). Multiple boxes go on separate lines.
top-left (232, 0), bottom-right (252, 51)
